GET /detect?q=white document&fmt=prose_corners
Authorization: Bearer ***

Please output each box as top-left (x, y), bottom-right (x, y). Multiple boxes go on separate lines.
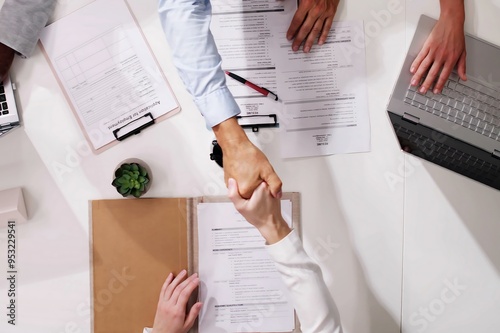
top-left (271, 21), bottom-right (371, 158)
top-left (197, 201), bottom-right (295, 333)
top-left (39, 0), bottom-right (178, 151)
top-left (210, 0), bottom-right (295, 117)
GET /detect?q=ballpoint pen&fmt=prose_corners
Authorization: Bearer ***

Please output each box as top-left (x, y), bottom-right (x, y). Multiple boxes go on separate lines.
top-left (225, 71), bottom-right (279, 101)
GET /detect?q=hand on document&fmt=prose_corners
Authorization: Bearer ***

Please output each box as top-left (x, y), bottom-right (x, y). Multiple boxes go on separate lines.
top-left (410, 6), bottom-right (467, 94)
top-left (228, 178), bottom-right (291, 245)
top-left (0, 42), bottom-right (15, 81)
top-left (151, 270), bottom-right (202, 333)
top-left (214, 118), bottom-right (282, 199)
top-left (287, 0), bottom-right (340, 53)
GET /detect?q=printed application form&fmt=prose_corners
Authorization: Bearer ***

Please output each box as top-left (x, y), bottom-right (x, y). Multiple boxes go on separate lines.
top-left (210, 0), bottom-right (295, 117)
top-left (197, 201), bottom-right (295, 333)
top-left (39, 0), bottom-right (178, 151)
top-left (272, 21), bottom-right (371, 158)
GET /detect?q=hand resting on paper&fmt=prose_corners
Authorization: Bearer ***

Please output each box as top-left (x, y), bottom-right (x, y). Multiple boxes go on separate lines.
top-left (287, 0), bottom-right (341, 53)
top-left (150, 270), bottom-right (202, 333)
top-left (228, 178), bottom-right (291, 244)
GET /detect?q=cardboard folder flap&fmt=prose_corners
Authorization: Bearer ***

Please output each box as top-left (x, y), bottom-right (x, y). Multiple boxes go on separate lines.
top-left (90, 198), bottom-right (188, 333)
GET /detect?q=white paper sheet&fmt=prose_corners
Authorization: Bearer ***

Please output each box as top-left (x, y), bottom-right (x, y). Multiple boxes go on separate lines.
top-left (210, 0), bottom-right (295, 117)
top-left (197, 201), bottom-right (295, 333)
top-left (271, 21), bottom-right (371, 158)
top-left (39, 0), bottom-right (178, 150)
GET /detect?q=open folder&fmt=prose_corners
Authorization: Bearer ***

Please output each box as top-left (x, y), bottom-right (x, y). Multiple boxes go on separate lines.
top-left (39, 0), bottom-right (180, 153)
top-left (90, 194), bottom-right (300, 333)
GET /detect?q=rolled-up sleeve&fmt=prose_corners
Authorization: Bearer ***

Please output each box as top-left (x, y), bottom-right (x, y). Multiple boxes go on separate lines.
top-left (158, 0), bottom-right (240, 128)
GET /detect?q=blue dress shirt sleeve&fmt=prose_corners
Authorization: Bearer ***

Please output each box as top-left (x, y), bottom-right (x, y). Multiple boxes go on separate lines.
top-left (158, 0), bottom-right (241, 128)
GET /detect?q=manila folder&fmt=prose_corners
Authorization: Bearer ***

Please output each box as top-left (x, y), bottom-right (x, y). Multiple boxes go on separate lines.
top-left (90, 198), bottom-right (189, 333)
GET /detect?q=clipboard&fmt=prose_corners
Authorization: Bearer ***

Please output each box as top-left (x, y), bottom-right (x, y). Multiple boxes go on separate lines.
top-left (39, 0), bottom-right (181, 154)
top-left (237, 114), bottom-right (279, 132)
top-left (90, 193), bottom-right (301, 333)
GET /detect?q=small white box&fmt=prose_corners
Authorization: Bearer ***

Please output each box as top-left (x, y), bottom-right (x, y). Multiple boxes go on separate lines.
top-left (0, 187), bottom-right (28, 227)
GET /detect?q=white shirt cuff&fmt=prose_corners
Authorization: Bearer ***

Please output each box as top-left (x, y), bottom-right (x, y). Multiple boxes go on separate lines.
top-left (265, 229), bottom-right (302, 262)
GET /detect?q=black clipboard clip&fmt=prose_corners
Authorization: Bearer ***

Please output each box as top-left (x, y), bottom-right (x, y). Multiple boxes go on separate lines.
top-left (113, 112), bottom-right (155, 141)
top-left (236, 114), bottom-right (278, 132)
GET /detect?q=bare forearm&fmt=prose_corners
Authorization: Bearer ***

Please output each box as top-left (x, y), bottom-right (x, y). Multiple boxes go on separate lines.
top-left (212, 117), bottom-right (248, 151)
top-left (258, 217), bottom-right (292, 245)
top-left (0, 43), bottom-right (15, 80)
top-left (439, 0), bottom-right (465, 21)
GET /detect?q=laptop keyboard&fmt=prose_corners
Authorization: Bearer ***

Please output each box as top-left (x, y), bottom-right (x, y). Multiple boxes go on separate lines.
top-left (404, 73), bottom-right (500, 142)
top-left (0, 81), bottom-right (9, 116)
top-left (394, 122), bottom-right (500, 184)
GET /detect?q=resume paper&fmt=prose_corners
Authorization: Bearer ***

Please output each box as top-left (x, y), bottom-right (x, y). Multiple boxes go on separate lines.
top-left (210, 0), bottom-right (296, 117)
top-left (272, 20), bottom-right (371, 158)
top-left (197, 201), bottom-right (295, 333)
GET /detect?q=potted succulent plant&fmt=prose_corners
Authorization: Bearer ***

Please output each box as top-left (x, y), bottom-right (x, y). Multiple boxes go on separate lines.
top-left (112, 160), bottom-right (151, 198)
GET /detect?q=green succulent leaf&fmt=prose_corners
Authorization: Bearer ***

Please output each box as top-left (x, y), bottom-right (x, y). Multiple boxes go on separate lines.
top-left (121, 163), bottom-right (131, 171)
top-left (143, 177), bottom-right (149, 185)
top-left (112, 178), bottom-right (120, 187)
top-left (139, 166), bottom-right (147, 177)
top-left (115, 168), bottom-right (123, 178)
top-left (133, 189), bottom-right (142, 198)
top-left (118, 186), bottom-right (130, 195)
top-left (123, 174), bottom-right (131, 180)
top-left (139, 183), bottom-right (145, 192)
top-left (131, 163), bottom-right (139, 172)
top-left (121, 189), bottom-right (132, 197)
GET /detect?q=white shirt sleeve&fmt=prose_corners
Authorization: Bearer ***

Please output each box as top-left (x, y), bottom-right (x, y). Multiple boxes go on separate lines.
top-left (142, 328), bottom-right (151, 333)
top-left (157, 0), bottom-right (240, 128)
top-left (265, 230), bottom-right (343, 333)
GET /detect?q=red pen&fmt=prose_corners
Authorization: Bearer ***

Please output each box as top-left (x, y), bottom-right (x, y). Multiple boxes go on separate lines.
top-left (225, 71), bottom-right (279, 101)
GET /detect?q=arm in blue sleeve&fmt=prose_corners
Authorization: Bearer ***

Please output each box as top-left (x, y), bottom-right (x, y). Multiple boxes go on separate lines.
top-left (158, 0), bottom-right (240, 128)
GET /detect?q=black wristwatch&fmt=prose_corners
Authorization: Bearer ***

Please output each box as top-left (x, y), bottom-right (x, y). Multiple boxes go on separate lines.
top-left (210, 140), bottom-right (223, 167)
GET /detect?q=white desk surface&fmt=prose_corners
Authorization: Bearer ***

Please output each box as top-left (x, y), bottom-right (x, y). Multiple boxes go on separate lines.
top-left (0, 1), bottom-right (499, 333)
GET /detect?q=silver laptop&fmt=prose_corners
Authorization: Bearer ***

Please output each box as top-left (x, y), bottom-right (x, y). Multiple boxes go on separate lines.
top-left (0, 75), bottom-right (20, 137)
top-left (387, 15), bottom-right (500, 190)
